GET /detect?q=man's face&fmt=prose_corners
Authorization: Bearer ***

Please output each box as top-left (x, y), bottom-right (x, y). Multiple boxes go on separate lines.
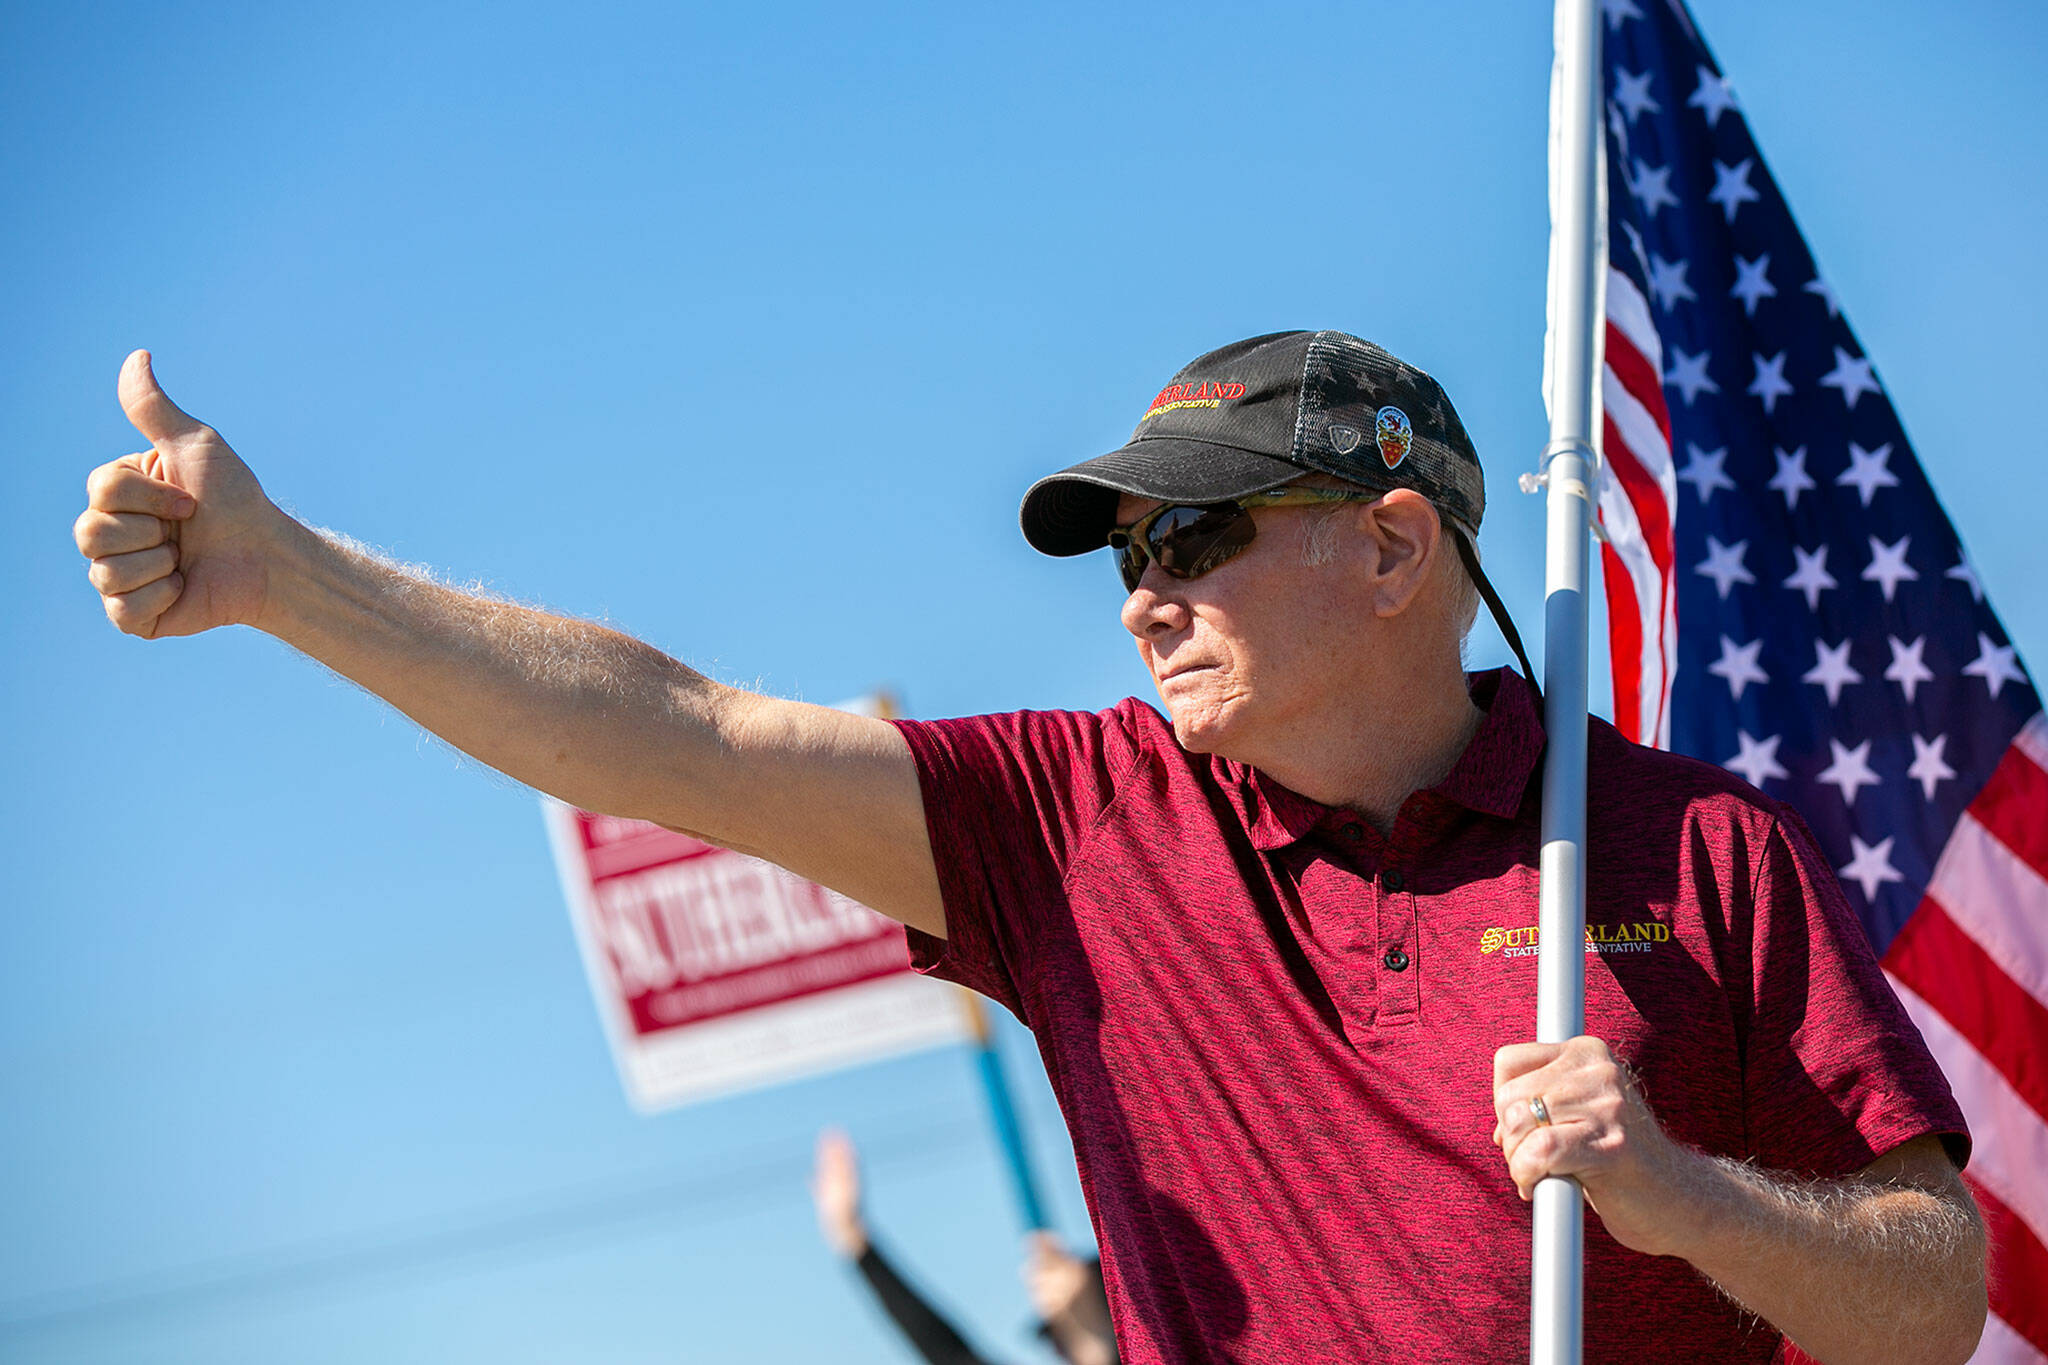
top-left (1115, 494), bottom-right (1370, 765)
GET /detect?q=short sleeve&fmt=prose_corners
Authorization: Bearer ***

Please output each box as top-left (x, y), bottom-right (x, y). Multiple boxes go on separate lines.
top-left (1745, 805), bottom-right (1970, 1175)
top-left (888, 707), bottom-right (1132, 1021)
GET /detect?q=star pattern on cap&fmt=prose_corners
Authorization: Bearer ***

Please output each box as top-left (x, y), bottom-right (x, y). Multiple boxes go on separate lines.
top-left (1884, 635), bottom-right (1934, 703)
top-left (1769, 445), bottom-right (1815, 510)
top-left (1907, 733), bottom-right (1957, 802)
top-left (1836, 442), bottom-right (1898, 507)
top-left (1862, 535), bottom-right (1918, 603)
top-left (1817, 347), bottom-right (1881, 409)
top-left (1708, 158), bottom-right (1761, 223)
top-left (1677, 443), bottom-right (1734, 501)
top-left (1695, 536), bottom-right (1755, 599)
top-left (1688, 65), bottom-right (1739, 128)
top-left (1747, 351), bottom-right (1792, 413)
top-left (1839, 834), bottom-right (1904, 902)
top-left (1647, 254), bottom-right (1696, 311)
top-left (1730, 253), bottom-right (1776, 317)
top-left (1708, 634), bottom-right (1769, 699)
top-left (1665, 347), bottom-right (1719, 406)
top-left (1783, 543), bottom-right (1838, 611)
top-left (1962, 633), bottom-right (2027, 699)
top-left (1802, 638), bottom-right (1861, 705)
top-left (1724, 730), bottom-right (1789, 789)
top-left (1817, 738), bottom-right (1881, 805)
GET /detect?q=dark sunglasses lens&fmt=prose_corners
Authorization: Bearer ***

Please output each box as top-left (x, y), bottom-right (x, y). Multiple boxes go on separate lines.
top-left (1151, 504), bottom-right (1255, 579)
top-left (1109, 532), bottom-right (1146, 593)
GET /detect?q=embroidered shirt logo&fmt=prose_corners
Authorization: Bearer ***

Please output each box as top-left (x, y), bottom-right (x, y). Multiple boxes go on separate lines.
top-left (1479, 922), bottom-right (1671, 960)
top-left (1143, 380), bottom-right (1248, 422)
top-left (1374, 405), bottom-right (1413, 468)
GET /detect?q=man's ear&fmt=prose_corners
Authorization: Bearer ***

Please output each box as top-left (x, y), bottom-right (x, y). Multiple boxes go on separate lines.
top-left (1363, 489), bottom-right (1443, 618)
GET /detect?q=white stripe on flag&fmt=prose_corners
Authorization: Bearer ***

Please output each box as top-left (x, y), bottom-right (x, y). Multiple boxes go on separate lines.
top-left (1606, 268), bottom-right (1663, 374)
top-left (1593, 454), bottom-right (1668, 744)
top-left (2014, 710), bottom-right (2048, 774)
top-left (1888, 975), bottom-right (2048, 1245)
top-left (1603, 369), bottom-right (1676, 491)
top-left (1975, 1309), bottom-right (2048, 1365)
top-left (1927, 808), bottom-right (2048, 1006)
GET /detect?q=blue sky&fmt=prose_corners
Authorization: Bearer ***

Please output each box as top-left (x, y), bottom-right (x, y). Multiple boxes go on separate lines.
top-left (5, 2), bottom-right (2044, 1361)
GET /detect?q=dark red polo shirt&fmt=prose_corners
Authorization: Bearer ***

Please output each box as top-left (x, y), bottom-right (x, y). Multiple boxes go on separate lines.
top-left (892, 669), bottom-right (1964, 1365)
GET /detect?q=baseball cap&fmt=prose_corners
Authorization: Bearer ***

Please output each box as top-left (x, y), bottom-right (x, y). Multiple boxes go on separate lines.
top-left (1021, 330), bottom-right (1535, 684)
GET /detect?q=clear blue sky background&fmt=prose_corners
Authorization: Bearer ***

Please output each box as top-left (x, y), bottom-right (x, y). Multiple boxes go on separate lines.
top-left (5, 3), bottom-right (2043, 1361)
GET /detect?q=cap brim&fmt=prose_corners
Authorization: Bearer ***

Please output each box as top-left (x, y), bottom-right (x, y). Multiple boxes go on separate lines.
top-left (1020, 436), bottom-right (1308, 557)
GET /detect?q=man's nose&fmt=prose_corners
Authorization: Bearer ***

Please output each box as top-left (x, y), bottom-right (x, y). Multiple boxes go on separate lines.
top-left (1120, 571), bottom-right (1191, 638)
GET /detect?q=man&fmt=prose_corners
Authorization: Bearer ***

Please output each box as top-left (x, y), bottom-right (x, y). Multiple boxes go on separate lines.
top-left (75, 332), bottom-right (1985, 1363)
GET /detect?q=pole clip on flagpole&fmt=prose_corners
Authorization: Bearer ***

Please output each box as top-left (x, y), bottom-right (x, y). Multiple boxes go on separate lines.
top-left (1520, 441), bottom-right (1605, 543)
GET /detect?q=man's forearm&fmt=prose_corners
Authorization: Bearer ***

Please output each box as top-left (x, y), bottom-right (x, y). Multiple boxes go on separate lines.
top-left (257, 518), bottom-right (740, 831)
top-left (1668, 1148), bottom-right (1985, 1365)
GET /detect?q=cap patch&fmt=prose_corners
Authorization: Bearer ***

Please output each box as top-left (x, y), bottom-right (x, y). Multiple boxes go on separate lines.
top-left (1143, 379), bottom-right (1248, 422)
top-left (1374, 405), bottom-right (1413, 469)
top-left (1327, 424), bottom-right (1363, 456)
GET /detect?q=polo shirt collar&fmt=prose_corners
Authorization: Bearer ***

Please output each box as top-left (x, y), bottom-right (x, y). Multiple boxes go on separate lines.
top-left (1237, 667), bottom-right (1547, 850)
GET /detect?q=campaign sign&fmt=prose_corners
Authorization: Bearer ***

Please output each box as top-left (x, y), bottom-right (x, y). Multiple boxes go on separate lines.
top-left (544, 803), bottom-right (965, 1111)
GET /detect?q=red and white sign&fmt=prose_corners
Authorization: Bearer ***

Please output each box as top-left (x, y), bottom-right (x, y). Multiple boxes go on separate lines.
top-left (544, 788), bottom-right (966, 1111)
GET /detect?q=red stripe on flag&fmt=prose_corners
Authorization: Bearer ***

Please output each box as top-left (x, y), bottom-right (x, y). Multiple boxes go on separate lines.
top-left (1604, 322), bottom-right (1673, 449)
top-left (1885, 898), bottom-right (2048, 1124)
top-left (1972, 741), bottom-right (2048, 883)
top-left (1601, 543), bottom-right (1647, 745)
top-left (1601, 415), bottom-right (1676, 578)
top-left (1968, 1174), bottom-right (2048, 1361)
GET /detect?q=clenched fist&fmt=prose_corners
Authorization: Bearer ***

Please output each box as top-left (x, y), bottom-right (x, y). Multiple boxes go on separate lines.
top-left (75, 351), bottom-right (283, 638)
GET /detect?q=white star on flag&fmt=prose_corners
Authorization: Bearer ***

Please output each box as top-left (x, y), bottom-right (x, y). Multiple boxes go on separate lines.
top-left (1724, 731), bottom-right (1789, 789)
top-left (1632, 158), bottom-right (1680, 215)
top-left (1708, 635), bottom-right (1769, 699)
top-left (1608, 101), bottom-right (1630, 154)
top-left (1695, 537), bottom-right (1755, 599)
top-left (1709, 158), bottom-right (1761, 222)
top-left (1836, 442), bottom-right (1899, 507)
top-left (1688, 64), bottom-right (1739, 127)
top-left (1665, 347), bottom-right (1720, 406)
top-left (1730, 254), bottom-right (1776, 317)
top-left (1884, 635), bottom-right (1935, 703)
top-left (1614, 69), bottom-right (1659, 122)
top-left (1747, 351), bottom-right (1793, 413)
top-left (1907, 733), bottom-right (1957, 801)
top-left (1862, 535), bottom-right (1919, 603)
top-left (1817, 347), bottom-right (1882, 408)
top-left (1677, 444), bottom-right (1735, 501)
top-left (1601, 0), bottom-right (1644, 29)
top-left (1783, 544), bottom-right (1838, 611)
top-left (1802, 638), bottom-right (1861, 705)
top-left (1817, 738), bottom-right (1882, 805)
top-left (1962, 633), bottom-right (2027, 699)
top-left (1619, 219), bottom-right (1651, 278)
top-left (1803, 274), bottom-right (1840, 318)
top-left (1769, 446), bottom-right (1816, 510)
top-left (1945, 555), bottom-right (1984, 604)
top-left (1647, 254), bottom-right (1696, 311)
top-left (1838, 834), bottom-right (1904, 902)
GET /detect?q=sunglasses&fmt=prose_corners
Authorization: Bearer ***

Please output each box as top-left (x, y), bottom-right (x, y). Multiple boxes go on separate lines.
top-left (1107, 487), bottom-right (1385, 593)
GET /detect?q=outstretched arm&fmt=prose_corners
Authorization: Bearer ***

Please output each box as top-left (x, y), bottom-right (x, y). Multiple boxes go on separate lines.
top-left (75, 352), bottom-right (944, 936)
top-left (1493, 1038), bottom-right (1986, 1365)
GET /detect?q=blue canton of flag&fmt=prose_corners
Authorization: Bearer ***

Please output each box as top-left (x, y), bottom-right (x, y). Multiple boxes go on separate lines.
top-left (1595, 1), bottom-right (2047, 1359)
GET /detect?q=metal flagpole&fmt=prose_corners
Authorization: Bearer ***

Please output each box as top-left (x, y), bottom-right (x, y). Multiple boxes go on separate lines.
top-left (958, 988), bottom-right (1050, 1231)
top-left (1531, 0), bottom-right (1603, 1361)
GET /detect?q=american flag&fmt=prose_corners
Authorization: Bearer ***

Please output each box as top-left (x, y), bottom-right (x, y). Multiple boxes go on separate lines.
top-left (1590, 1), bottom-right (2046, 1358)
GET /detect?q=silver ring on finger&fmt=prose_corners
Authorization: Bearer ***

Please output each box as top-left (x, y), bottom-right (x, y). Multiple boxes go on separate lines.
top-left (1528, 1095), bottom-right (1552, 1127)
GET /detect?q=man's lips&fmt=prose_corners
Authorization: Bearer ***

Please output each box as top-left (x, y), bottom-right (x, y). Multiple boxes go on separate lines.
top-left (1157, 663), bottom-right (1217, 685)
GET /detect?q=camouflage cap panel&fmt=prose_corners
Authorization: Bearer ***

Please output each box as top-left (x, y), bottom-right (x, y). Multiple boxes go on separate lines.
top-left (1291, 332), bottom-right (1486, 533)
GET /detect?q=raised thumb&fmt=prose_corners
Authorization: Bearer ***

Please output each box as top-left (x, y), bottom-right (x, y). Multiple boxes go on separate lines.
top-left (118, 350), bottom-right (206, 444)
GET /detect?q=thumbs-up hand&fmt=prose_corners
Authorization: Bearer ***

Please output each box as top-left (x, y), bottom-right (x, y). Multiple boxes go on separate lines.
top-left (75, 351), bottom-right (282, 638)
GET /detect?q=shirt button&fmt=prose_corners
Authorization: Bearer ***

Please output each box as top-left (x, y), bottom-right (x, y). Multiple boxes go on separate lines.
top-left (1341, 821), bottom-right (1365, 841)
top-left (1383, 869), bottom-right (1406, 892)
top-left (1383, 947), bottom-right (1410, 972)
